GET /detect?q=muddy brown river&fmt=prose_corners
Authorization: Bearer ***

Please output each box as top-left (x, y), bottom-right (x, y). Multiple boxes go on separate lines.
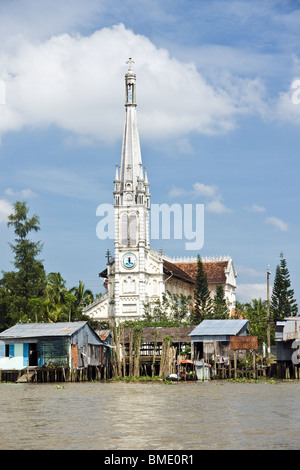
top-left (0, 380), bottom-right (299, 450)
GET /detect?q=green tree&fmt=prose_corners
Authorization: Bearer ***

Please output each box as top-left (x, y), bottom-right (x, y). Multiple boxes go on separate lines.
top-left (69, 280), bottom-right (94, 312)
top-left (146, 293), bottom-right (172, 323)
top-left (212, 285), bottom-right (229, 319)
top-left (46, 303), bottom-right (69, 323)
top-left (141, 291), bottom-right (192, 325)
top-left (271, 252), bottom-right (298, 321)
top-left (0, 286), bottom-right (12, 331)
top-left (1, 201), bottom-right (46, 322)
top-left (243, 298), bottom-right (269, 346)
top-left (46, 272), bottom-right (67, 305)
top-left (170, 292), bottom-right (192, 322)
top-left (191, 255), bottom-right (213, 324)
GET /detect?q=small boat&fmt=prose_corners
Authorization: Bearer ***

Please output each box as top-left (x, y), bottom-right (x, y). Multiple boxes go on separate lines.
top-left (167, 373), bottom-right (180, 381)
top-left (175, 359), bottom-right (198, 381)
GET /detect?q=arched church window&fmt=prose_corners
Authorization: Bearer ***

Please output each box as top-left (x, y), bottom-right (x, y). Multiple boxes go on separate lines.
top-left (127, 84), bottom-right (132, 103)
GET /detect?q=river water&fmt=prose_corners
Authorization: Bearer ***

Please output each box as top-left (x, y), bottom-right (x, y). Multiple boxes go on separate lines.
top-left (0, 380), bottom-right (299, 450)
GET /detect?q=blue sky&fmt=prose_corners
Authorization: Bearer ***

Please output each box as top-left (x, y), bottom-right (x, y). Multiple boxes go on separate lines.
top-left (0, 0), bottom-right (299, 305)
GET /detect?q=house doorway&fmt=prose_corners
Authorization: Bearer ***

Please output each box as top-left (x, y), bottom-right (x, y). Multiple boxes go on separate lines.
top-left (29, 343), bottom-right (38, 366)
top-left (193, 342), bottom-right (203, 360)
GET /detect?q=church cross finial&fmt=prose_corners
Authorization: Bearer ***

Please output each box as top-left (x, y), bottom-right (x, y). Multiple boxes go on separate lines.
top-left (106, 249), bottom-right (111, 264)
top-left (126, 57), bottom-right (135, 71)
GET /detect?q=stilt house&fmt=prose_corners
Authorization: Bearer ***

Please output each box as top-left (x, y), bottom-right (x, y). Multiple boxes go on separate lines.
top-left (0, 321), bottom-right (109, 370)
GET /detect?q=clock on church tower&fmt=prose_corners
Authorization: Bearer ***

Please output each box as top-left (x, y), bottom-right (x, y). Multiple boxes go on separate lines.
top-left (122, 253), bottom-right (137, 269)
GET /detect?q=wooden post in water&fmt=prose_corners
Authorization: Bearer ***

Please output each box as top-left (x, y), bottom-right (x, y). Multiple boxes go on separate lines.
top-left (234, 350), bottom-right (237, 379)
top-left (252, 351), bottom-right (256, 379)
top-left (214, 353), bottom-right (217, 379)
top-left (122, 325), bottom-right (126, 377)
top-left (133, 328), bottom-right (142, 377)
top-left (159, 339), bottom-right (165, 378)
top-left (129, 329), bottom-right (133, 377)
top-left (152, 329), bottom-right (158, 378)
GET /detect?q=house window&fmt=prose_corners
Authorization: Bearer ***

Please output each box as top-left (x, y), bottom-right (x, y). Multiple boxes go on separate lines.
top-left (5, 344), bottom-right (14, 357)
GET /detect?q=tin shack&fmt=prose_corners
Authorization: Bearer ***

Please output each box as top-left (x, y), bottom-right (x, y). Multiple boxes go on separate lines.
top-left (0, 321), bottom-right (108, 371)
top-left (189, 319), bottom-right (249, 362)
top-left (275, 317), bottom-right (300, 363)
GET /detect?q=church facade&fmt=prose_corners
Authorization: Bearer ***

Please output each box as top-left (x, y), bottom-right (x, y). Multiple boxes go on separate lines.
top-left (83, 61), bottom-right (237, 323)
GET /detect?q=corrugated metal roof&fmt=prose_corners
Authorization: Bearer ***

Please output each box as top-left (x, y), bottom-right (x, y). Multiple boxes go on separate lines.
top-left (283, 318), bottom-right (300, 341)
top-left (96, 329), bottom-right (111, 341)
top-left (189, 319), bottom-right (248, 337)
top-left (0, 321), bottom-right (88, 339)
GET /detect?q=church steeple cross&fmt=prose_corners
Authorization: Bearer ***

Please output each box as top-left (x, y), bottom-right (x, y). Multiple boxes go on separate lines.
top-left (126, 57), bottom-right (135, 71)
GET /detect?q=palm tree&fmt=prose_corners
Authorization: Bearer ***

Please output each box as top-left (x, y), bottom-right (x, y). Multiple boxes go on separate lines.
top-left (68, 281), bottom-right (94, 321)
top-left (46, 303), bottom-right (69, 323)
top-left (69, 280), bottom-right (94, 308)
top-left (46, 272), bottom-right (67, 304)
top-left (43, 272), bottom-right (69, 323)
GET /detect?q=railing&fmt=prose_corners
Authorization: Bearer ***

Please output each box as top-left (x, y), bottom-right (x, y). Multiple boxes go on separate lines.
top-left (172, 255), bottom-right (232, 263)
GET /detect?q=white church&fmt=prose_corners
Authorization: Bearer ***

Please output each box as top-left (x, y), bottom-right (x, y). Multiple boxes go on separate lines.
top-left (83, 60), bottom-right (237, 323)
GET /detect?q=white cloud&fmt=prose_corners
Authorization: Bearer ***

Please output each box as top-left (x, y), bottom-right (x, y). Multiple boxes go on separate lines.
top-left (168, 186), bottom-right (187, 198)
top-left (5, 188), bottom-right (37, 199)
top-left (193, 182), bottom-right (231, 213)
top-left (236, 283), bottom-right (268, 303)
top-left (276, 83), bottom-right (300, 124)
top-left (205, 199), bottom-right (231, 214)
top-left (265, 216), bottom-right (288, 232)
top-left (0, 199), bottom-right (13, 223)
top-left (192, 182), bottom-right (217, 198)
top-left (246, 203), bottom-right (266, 213)
top-left (168, 181), bottom-right (231, 214)
top-left (0, 24), bottom-right (270, 144)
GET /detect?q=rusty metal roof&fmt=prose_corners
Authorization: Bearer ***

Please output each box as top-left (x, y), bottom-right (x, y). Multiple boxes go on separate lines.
top-left (96, 329), bottom-right (111, 341)
top-left (0, 321), bottom-right (88, 339)
top-left (282, 318), bottom-right (300, 341)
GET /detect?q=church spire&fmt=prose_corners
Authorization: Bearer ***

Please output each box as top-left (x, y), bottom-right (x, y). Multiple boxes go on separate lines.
top-left (117, 58), bottom-right (145, 206)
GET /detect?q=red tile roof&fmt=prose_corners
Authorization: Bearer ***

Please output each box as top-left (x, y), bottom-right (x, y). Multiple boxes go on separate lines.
top-left (173, 261), bottom-right (229, 284)
top-left (163, 259), bottom-right (195, 284)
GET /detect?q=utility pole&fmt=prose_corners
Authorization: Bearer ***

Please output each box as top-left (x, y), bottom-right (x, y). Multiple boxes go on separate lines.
top-left (267, 267), bottom-right (271, 366)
